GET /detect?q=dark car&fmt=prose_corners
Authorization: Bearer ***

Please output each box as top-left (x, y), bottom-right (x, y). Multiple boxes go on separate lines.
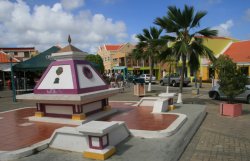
top-left (0, 79), bottom-right (3, 90)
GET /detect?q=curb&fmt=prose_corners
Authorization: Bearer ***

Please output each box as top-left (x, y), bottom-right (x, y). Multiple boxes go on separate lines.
top-left (0, 139), bottom-right (49, 161)
top-left (130, 113), bottom-right (187, 138)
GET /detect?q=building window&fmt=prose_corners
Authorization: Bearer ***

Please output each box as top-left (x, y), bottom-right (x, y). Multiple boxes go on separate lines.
top-left (24, 51), bottom-right (30, 58)
top-left (240, 67), bottom-right (249, 75)
top-left (14, 52), bottom-right (18, 56)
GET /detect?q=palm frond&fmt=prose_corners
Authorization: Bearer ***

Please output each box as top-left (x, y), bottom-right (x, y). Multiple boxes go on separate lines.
top-left (142, 28), bottom-right (152, 40)
top-left (191, 11), bottom-right (207, 28)
top-left (183, 5), bottom-right (194, 28)
top-left (196, 28), bottom-right (218, 37)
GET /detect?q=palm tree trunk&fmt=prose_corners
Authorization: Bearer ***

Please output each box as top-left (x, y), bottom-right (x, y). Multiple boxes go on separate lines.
top-left (175, 60), bottom-right (178, 74)
top-left (194, 71), bottom-right (197, 88)
top-left (179, 54), bottom-right (186, 93)
top-left (168, 63), bottom-right (172, 85)
top-left (148, 56), bottom-right (153, 92)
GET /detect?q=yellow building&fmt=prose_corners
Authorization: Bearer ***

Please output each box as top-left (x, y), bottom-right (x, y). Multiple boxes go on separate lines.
top-left (98, 37), bottom-right (250, 81)
top-left (197, 36), bottom-right (237, 81)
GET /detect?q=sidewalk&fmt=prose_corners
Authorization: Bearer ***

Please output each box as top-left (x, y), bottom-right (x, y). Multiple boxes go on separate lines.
top-left (0, 90), bottom-right (34, 112)
top-left (180, 101), bottom-right (250, 161)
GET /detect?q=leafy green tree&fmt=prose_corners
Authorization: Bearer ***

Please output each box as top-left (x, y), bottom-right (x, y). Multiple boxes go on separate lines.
top-left (155, 5), bottom-right (217, 93)
top-left (135, 27), bottom-right (165, 91)
top-left (214, 55), bottom-right (248, 104)
top-left (85, 54), bottom-right (105, 74)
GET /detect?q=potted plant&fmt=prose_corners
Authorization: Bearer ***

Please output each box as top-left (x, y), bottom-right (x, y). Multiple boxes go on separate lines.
top-left (214, 55), bottom-right (248, 117)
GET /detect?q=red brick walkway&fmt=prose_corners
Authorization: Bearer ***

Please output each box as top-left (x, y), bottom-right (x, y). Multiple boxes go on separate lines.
top-left (103, 102), bottom-right (178, 131)
top-left (0, 102), bottom-right (178, 151)
top-left (0, 108), bottom-right (75, 151)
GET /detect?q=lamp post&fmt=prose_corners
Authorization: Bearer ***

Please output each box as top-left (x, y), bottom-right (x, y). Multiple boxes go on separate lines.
top-left (9, 54), bottom-right (16, 102)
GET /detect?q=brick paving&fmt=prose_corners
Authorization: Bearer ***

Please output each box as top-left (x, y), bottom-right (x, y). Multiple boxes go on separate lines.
top-left (0, 101), bottom-right (178, 151)
top-left (179, 99), bottom-right (250, 161)
top-left (103, 102), bottom-right (178, 131)
top-left (0, 108), bottom-right (75, 151)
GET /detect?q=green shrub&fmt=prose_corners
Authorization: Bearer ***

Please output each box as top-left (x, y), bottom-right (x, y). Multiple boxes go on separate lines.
top-left (214, 55), bottom-right (248, 103)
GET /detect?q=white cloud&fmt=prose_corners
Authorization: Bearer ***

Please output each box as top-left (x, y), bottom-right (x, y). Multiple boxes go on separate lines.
top-left (0, 0), bottom-right (128, 53)
top-left (52, 3), bottom-right (63, 12)
top-left (60, 0), bottom-right (84, 10)
top-left (130, 34), bottom-right (139, 43)
top-left (212, 20), bottom-right (234, 37)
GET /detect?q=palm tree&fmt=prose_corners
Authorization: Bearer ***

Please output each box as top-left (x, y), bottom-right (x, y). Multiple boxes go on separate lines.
top-left (155, 5), bottom-right (217, 98)
top-left (158, 49), bottom-right (177, 93)
top-left (135, 27), bottom-right (164, 91)
top-left (159, 50), bottom-right (175, 75)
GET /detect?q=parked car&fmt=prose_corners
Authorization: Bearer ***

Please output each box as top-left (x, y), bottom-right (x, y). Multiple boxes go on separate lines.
top-left (139, 74), bottom-right (156, 83)
top-left (0, 79), bottom-right (3, 90)
top-left (159, 73), bottom-right (191, 87)
top-left (209, 85), bottom-right (250, 104)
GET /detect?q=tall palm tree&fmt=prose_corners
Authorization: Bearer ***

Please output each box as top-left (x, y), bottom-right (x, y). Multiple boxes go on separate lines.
top-left (155, 5), bottom-right (218, 96)
top-left (135, 27), bottom-right (164, 91)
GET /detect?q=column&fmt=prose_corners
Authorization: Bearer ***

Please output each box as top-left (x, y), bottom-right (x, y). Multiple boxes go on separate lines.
top-left (35, 103), bottom-right (45, 117)
top-left (72, 104), bottom-right (86, 120)
top-left (103, 98), bottom-right (111, 111)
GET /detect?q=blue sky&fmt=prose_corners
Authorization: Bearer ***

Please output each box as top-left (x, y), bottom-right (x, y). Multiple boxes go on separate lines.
top-left (1, 0), bottom-right (250, 52)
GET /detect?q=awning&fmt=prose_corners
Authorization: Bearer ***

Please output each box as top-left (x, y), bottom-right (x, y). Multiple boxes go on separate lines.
top-left (112, 66), bottom-right (127, 70)
top-left (0, 63), bottom-right (17, 72)
top-left (3, 67), bottom-right (11, 72)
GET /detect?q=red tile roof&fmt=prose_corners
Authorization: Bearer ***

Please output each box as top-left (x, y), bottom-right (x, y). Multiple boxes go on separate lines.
top-left (105, 44), bottom-right (123, 51)
top-left (223, 40), bottom-right (250, 63)
top-left (0, 47), bottom-right (35, 51)
top-left (0, 52), bottom-right (19, 63)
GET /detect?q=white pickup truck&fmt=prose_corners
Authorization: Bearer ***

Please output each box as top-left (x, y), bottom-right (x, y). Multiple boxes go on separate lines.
top-left (159, 73), bottom-right (191, 87)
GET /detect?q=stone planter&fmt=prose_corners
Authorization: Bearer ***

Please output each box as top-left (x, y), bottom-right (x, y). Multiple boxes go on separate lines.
top-left (134, 84), bottom-right (145, 96)
top-left (192, 88), bottom-right (199, 95)
top-left (220, 103), bottom-right (242, 117)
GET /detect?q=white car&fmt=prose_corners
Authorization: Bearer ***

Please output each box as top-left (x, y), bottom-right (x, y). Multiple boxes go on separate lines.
top-left (139, 74), bottom-right (156, 83)
top-left (209, 85), bottom-right (250, 104)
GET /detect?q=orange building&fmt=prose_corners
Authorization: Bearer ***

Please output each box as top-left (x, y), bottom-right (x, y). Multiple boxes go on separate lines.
top-left (0, 47), bottom-right (38, 62)
top-left (97, 43), bottom-right (162, 78)
top-left (223, 40), bottom-right (250, 76)
top-left (97, 43), bottom-right (135, 73)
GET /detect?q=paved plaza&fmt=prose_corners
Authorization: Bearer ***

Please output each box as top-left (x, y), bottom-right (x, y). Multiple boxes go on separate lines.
top-left (0, 84), bottom-right (250, 161)
top-left (0, 108), bottom-right (75, 151)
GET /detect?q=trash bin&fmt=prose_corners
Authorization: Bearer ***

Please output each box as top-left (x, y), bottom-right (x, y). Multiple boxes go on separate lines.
top-left (133, 78), bottom-right (145, 96)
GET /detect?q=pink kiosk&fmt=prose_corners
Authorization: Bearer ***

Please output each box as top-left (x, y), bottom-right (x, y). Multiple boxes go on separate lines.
top-left (17, 39), bottom-right (119, 121)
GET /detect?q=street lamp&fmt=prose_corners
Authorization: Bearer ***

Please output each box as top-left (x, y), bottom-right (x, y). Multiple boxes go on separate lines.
top-left (9, 53), bottom-right (16, 102)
